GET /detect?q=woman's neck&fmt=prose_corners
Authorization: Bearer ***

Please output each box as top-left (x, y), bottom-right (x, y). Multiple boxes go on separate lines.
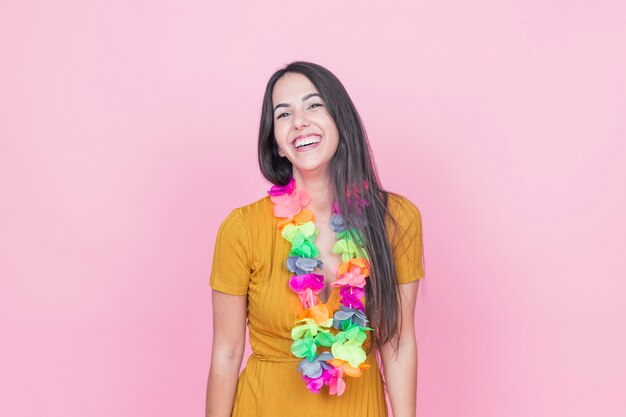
top-left (292, 169), bottom-right (335, 216)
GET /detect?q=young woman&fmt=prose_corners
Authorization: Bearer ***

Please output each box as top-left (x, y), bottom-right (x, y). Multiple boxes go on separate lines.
top-left (206, 61), bottom-right (426, 417)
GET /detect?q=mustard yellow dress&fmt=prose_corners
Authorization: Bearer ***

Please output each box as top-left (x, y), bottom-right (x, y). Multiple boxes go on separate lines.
top-left (209, 192), bottom-right (425, 417)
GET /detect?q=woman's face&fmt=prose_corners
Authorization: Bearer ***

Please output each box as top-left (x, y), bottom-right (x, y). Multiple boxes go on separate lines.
top-left (272, 72), bottom-right (340, 175)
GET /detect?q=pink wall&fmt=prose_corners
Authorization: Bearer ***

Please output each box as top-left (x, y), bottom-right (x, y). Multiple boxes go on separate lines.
top-left (1, 1), bottom-right (625, 416)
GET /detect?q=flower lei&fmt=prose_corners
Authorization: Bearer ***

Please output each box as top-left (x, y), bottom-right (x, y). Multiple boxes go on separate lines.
top-left (267, 176), bottom-right (372, 396)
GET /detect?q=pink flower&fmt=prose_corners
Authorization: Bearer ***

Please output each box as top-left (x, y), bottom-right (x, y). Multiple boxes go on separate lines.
top-left (332, 264), bottom-right (367, 288)
top-left (267, 177), bottom-right (312, 218)
top-left (289, 273), bottom-right (325, 293)
top-left (267, 177), bottom-right (295, 196)
top-left (289, 273), bottom-right (325, 308)
top-left (270, 189), bottom-right (311, 218)
top-left (301, 361), bottom-right (346, 396)
top-left (302, 375), bottom-right (324, 394)
top-left (325, 365), bottom-right (346, 396)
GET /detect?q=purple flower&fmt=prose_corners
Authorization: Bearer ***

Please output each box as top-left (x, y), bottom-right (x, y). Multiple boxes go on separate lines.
top-left (289, 273), bottom-right (325, 293)
top-left (339, 286), bottom-right (366, 311)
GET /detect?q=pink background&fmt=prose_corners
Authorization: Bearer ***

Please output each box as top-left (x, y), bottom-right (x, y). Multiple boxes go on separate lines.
top-left (1, 1), bottom-right (625, 416)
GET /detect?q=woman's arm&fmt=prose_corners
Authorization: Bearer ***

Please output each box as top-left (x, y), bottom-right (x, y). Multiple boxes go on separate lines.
top-left (380, 279), bottom-right (420, 417)
top-left (205, 289), bottom-right (247, 417)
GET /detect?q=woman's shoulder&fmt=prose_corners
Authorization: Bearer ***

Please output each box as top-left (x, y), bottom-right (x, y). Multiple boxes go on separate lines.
top-left (383, 192), bottom-right (424, 255)
top-left (384, 191), bottom-right (422, 221)
top-left (214, 196), bottom-right (273, 244)
top-left (226, 195), bottom-right (273, 223)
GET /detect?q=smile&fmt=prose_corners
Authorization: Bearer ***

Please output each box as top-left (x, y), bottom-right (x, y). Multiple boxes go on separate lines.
top-left (293, 135), bottom-right (322, 151)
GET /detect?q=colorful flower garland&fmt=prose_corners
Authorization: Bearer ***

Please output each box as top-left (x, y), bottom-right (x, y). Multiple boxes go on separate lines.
top-left (267, 176), bottom-right (372, 396)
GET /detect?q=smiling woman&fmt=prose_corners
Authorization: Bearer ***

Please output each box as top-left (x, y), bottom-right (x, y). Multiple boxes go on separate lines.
top-left (272, 74), bottom-right (340, 169)
top-left (206, 61), bottom-right (426, 417)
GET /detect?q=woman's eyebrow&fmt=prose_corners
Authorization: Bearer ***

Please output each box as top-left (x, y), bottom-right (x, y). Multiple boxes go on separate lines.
top-left (273, 93), bottom-right (322, 113)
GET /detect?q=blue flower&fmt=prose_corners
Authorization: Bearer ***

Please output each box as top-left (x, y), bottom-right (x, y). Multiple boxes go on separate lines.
top-left (286, 256), bottom-right (323, 275)
top-left (297, 351), bottom-right (334, 378)
top-left (333, 306), bottom-right (369, 329)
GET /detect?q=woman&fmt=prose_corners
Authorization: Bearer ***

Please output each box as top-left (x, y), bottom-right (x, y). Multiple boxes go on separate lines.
top-left (206, 61), bottom-right (425, 417)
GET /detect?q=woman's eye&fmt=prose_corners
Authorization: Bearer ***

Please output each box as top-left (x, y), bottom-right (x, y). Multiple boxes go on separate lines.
top-left (276, 104), bottom-right (322, 120)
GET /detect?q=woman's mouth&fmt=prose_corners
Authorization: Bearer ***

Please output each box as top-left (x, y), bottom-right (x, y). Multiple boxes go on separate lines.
top-left (293, 135), bottom-right (322, 152)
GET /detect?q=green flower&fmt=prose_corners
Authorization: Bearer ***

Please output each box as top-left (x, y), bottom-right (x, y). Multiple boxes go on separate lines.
top-left (291, 333), bottom-right (317, 360)
top-left (332, 228), bottom-right (369, 261)
top-left (331, 342), bottom-right (367, 368)
top-left (291, 318), bottom-right (333, 340)
top-left (331, 323), bottom-right (371, 368)
top-left (282, 222), bottom-right (320, 258)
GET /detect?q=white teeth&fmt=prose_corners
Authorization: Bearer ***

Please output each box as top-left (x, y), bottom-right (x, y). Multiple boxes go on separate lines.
top-left (294, 135), bottom-right (321, 149)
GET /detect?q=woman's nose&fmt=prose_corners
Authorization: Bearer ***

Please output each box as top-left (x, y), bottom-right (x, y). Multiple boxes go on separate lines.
top-left (293, 111), bottom-right (310, 128)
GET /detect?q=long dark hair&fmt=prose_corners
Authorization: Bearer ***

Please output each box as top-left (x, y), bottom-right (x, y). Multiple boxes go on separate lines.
top-left (258, 61), bottom-right (405, 353)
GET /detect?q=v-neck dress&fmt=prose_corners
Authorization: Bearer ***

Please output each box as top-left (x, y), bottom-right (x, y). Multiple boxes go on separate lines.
top-left (209, 192), bottom-right (425, 417)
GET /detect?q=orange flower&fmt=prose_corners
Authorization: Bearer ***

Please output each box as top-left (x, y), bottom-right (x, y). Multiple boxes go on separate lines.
top-left (298, 303), bottom-right (334, 325)
top-left (337, 257), bottom-right (370, 277)
top-left (328, 358), bottom-right (371, 377)
top-left (277, 208), bottom-right (315, 230)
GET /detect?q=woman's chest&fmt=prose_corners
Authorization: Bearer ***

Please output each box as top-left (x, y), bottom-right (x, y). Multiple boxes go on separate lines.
top-left (246, 215), bottom-right (344, 332)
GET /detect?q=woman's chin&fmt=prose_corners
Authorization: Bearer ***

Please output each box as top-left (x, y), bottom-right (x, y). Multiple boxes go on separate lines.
top-left (292, 161), bottom-right (331, 175)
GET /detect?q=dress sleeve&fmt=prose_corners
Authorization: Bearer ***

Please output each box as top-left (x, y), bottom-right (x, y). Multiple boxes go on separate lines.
top-left (387, 195), bottom-right (426, 284)
top-left (209, 208), bottom-right (252, 295)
